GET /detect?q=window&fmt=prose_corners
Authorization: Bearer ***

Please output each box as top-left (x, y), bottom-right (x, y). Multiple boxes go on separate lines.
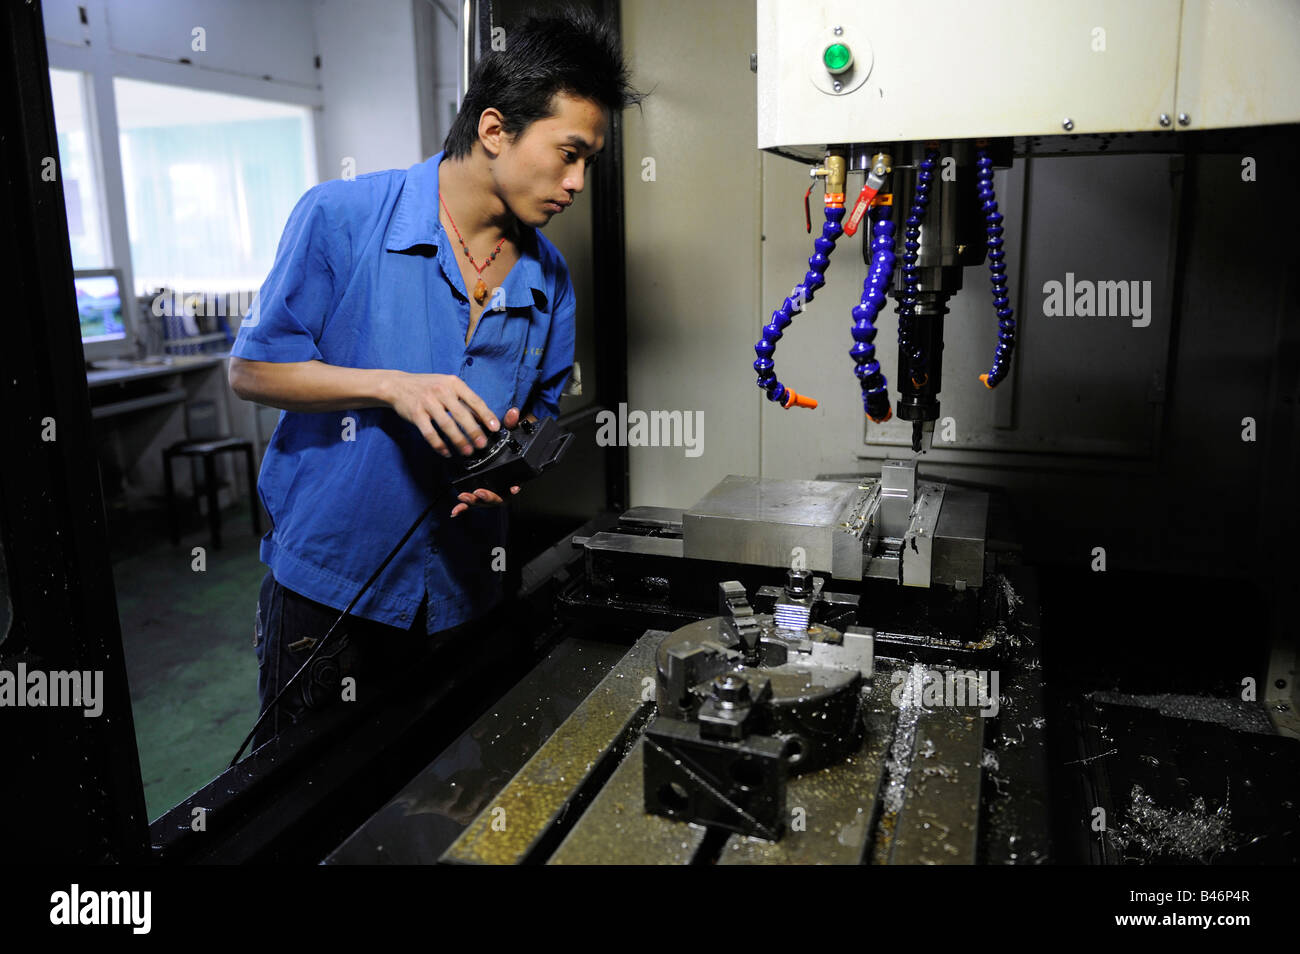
top-left (113, 78), bottom-right (317, 294)
top-left (49, 68), bottom-right (109, 269)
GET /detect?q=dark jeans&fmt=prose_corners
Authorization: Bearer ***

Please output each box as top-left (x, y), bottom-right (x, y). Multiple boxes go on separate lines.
top-left (252, 571), bottom-right (428, 749)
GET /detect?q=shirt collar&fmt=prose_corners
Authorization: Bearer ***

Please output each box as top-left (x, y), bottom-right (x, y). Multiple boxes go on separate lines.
top-left (385, 151), bottom-right (549, 311)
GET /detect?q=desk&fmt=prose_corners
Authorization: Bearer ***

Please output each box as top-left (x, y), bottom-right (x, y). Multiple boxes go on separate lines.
top-left (88, 355), bottom-right (223, 420)
top-left (86, 353), bottom-right (223, 385)
top-left (87, 354), bottom-right (260, 512)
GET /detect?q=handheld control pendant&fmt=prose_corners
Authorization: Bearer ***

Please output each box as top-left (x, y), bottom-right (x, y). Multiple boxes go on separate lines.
top-left (449, 416), bottom-right (574, 497)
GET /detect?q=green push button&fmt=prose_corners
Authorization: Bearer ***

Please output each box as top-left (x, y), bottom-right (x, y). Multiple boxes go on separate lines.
top-left (823, 42), bottom-right (853, 75)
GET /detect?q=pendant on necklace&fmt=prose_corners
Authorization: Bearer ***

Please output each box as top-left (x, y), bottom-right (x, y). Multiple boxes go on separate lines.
top-left (473, 278), bottom-right (488, 305)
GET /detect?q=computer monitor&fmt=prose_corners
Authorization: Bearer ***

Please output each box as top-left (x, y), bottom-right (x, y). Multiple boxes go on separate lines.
top-left (75, 268), bottom-right (135, 362)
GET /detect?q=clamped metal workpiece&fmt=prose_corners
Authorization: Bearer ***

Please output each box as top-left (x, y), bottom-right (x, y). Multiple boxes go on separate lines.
top-left (642, 574), bottom-right (874, 841)
top-left (449, 415), bottom-right (573, 497)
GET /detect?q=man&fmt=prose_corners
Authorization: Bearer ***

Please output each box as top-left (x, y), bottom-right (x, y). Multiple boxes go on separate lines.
top-left (229, 8), bottom-right (639, 745)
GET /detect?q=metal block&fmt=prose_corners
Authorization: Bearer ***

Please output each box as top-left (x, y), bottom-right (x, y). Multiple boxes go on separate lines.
top-left (659, 638), bottom-right (739, 717)
top-left (803, 625), bottom-right (875, 679)
top-left (932, 488), bottom-right (988, 588)
top-left (901, 482), bottom-right (945, 588)
top-left (831, 482), bottom-right (876, 579)
top-left (879, 459), bottom-right (917, 539)
top-left (643, 716), bottom-right (790, 841)
top-left (718, 682), bottom-right (894, 865)
top-left (682, 475), bottom-right (870, 579)
top-left (617, 506), bottom-right (684, 532)
top-left (865, 551), bottom-right (901, 583)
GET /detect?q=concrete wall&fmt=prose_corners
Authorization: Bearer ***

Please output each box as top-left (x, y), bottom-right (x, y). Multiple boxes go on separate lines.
top-left (414, 0), bottom-right (462, 160)
top-left (314, 0), bottom-right (426, 180)
top-left (621, 0), bottom-right (763, 507)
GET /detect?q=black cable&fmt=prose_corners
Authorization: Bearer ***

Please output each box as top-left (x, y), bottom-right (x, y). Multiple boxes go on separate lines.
top-left (229, 496), bottom-right (440, 766)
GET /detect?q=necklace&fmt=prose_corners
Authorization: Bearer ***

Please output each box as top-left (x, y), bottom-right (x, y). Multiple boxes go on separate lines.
top-left (439, 192), bottom-right (508, 305)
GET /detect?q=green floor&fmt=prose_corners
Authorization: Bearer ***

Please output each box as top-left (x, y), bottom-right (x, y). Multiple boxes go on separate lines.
top-left (110, 500), bottom-right (266, 822)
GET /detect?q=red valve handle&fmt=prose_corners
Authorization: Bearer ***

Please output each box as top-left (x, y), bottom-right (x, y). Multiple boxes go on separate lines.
top-left (842, 181), bottom-right (880, 237)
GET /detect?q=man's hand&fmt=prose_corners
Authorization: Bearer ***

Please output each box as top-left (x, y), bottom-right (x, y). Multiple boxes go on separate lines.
top-left (382, 371), bottom-right (503, 458)
top-left (449, 407), bottom-right (531, 518)
top-left (225, 359), bottom-right (539, 513)
top-left (228, 361), bottom-right (504, 458)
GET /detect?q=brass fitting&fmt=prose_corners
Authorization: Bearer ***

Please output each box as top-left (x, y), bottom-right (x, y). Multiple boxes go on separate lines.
top-left (825, 150), bottom-right (847, 196)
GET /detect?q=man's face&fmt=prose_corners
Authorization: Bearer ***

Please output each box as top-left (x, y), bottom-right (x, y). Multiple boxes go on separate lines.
top-left (493, 92), bottom-right (608, 229)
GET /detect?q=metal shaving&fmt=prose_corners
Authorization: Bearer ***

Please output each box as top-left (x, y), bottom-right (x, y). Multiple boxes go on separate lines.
top-left (995, 574), bottom-right (1024, 618)
top-left (1114, 782), bottom-right (1237, 863)
top-left (881, 663), bottom-right (925, 815)
top-left (980, 621), bottom-right (1011, 647)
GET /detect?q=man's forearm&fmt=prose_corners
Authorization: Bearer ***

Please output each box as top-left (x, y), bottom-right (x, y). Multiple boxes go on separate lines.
top-left (228, 358), bottom-right (396, 412)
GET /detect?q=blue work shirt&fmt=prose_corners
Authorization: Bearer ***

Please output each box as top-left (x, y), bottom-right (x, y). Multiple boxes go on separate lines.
top-left (232, 151), bottom-right (575, 633)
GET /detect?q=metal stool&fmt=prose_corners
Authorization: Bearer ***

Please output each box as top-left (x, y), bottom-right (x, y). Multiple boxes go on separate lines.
top-left (163, 426), bottom-right (261, 550)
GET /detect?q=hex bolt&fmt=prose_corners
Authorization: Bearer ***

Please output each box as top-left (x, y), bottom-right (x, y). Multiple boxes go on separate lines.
top-left (785, 567), bottom-right (813, 598)
top-left (713, 673), bottom-right (751, 708)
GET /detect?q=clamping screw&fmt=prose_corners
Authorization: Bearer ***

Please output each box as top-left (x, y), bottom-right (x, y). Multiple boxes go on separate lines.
top-left (713, 673), bottom-right (751, 708)
top-left (785, 567), bottom-right (813, 598)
